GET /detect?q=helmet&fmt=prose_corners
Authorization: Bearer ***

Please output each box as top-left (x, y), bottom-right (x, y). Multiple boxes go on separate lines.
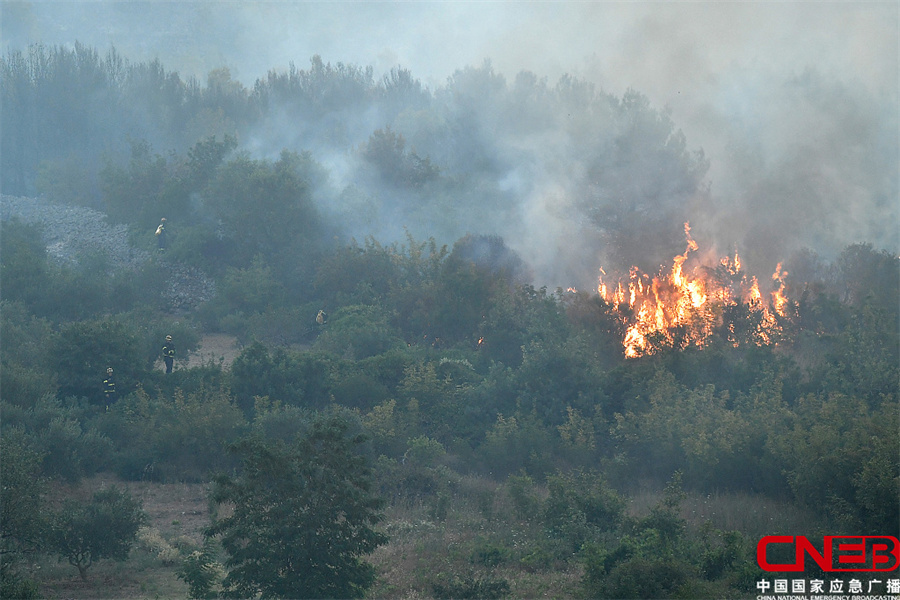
top-left (166, 335), bottom-right (172, 341)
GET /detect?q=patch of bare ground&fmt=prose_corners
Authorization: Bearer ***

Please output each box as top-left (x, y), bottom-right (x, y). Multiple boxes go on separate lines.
top-left (36, 475), bottom-right (209, 599)
top-left (128, 478), bottom-right (210, 544)
top-left (186, 333), bottom-right (241, 369)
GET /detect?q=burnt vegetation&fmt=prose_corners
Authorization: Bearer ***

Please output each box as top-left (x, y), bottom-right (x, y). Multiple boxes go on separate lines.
top-left (1, 44), bottom-right (898, 599)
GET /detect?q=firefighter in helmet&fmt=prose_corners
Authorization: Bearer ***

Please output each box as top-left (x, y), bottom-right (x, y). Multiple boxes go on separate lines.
top-left (103, 367), bottom-right (117, 409)
top-left (162, 335), bottom-right (176, 374)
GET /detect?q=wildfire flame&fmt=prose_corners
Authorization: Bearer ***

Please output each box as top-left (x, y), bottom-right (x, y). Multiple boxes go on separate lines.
top-left (598, 222), bottom-right (788, 357)
top-left (771, 262), bottom-right (790, 317)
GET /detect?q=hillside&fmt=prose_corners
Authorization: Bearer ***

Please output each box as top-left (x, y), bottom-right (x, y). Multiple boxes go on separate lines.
top-left (2, 195), bottom-right (215, 310)
top-left (1, 40), bottom-right (896, 600)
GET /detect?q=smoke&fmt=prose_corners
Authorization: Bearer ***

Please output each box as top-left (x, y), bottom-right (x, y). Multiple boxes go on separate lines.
top-left (4, 1), bottom-right (897, 288)
top-left (566, 3), bottom-right (899, 276)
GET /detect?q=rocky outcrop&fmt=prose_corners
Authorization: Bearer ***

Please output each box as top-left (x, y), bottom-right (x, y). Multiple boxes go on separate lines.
top-left (1, 195), bottom-right (215, 309)
top-left (1, 195), bottom-right (148, 269)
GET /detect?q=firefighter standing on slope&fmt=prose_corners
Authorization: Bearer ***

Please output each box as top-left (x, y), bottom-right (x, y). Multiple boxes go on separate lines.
top-left (162, 335), bottom-right (176, 374)
top-left (156, 218), bottom-right (167, 252)
top-left (103, 367), bottom-right (117, 409)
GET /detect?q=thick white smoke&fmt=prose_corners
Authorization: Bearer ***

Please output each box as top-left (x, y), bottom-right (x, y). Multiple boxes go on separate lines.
top-left (4, 1), bottom-right (897, 287)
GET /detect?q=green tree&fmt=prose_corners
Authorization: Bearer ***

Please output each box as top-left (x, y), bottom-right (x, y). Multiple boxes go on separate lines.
top-left (581, 473), bottom-right (697, 599)
top-left (186, 135), bottom-right (237, 189)
top-left (203, 150), bottom-right (324, 271)
top-left (176, 539), bottom-right (224, 599)
top-left (110, 384), bottom-right (247, 481)
top-left (430, 235), bottom-right (524, 344)
top-left (579, 89), bottom-right (710, 273)
top-left (432, 574), bottom-right (510, 599)
top-left (49, 316), bottom-right (145, 402)
top-left (544, 468), bottom-right (625, 552)
top-left (207, 413), bottom-right (387, 599)
top-left (313, 238), bottom-right (403, 305)
top-left (48, 486), bottom-right (147, 580)
top-left (229, 343), bottom-right (335, 414)
top-left (100, 139), bottom-right (177, 227)
top-left (0, 301), bottom-right (56, 403)
top-left (0, 429), bottom-right (47, 557)
top-left (314, 304), bottom-right (405, 360)
top-left (360, 127), bottom-right (440, 189)
top-left (218, 255), bottom-right (286, 314)
top-left (0, 219), bottom-right (53, 313)
top-left (775, 392), bottom-right (900, 529)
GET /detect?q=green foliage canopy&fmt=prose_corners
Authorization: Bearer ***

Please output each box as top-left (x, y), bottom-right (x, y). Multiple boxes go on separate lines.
top-left (48, 486), bottom-right (147, 580)
top-left (49, 316), bottom-right (145, 402)
top-left (207, 413), bottom-right (387, 599)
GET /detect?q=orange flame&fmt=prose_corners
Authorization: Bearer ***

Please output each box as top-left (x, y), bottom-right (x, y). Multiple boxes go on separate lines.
top-left (771, 262), bottom-right (790, 317)
top-left (598, 222), bottom-right (786, 357)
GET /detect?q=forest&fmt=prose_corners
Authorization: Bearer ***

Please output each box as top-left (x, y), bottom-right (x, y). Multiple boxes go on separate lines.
top-left (1, 43), bottom-right (898, 599)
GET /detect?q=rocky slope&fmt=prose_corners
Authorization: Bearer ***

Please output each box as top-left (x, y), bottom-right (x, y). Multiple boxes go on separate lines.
top-left (1, 195), bottom-right (215, 309)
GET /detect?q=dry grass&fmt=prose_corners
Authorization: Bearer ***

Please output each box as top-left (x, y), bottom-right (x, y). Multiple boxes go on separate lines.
top-left (29, 473), bottom-right (820, 599)
top-left (366, 475), bottom-right (582, 599)
top-left (626, 486), bottom-right (825, 539)
top-left (35, 556), bottom-right (190, 600)
top-left (34, 475), bottom-right (209, 599)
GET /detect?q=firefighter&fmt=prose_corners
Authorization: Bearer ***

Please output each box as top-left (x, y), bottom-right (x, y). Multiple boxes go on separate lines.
top-left (316, 309), bottom-right (328, 325)
top-left (162, 335), bottom-right (175, 374)
top-left (103, 367), bottom-right (117, 409)
top-left (156, 218), bottom-right (167, 251)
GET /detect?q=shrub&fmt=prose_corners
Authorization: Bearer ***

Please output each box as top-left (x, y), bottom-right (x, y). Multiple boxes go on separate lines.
top-left (405, 435), bottom-right (446, 467)
top-left (478, 412), bottom-right (556, 477)
top-left (471, 537), bottom-right (510, 567)
top-left (0, 220), bottom-right (53, 312)
top-left (544, 469), bottom-right (624, 551)
top-left (218, 256), bottom-right (286, 315)
top-left (432, 574), bottom-right (511, 599)
top-left (207, 413), bottom-right (387, 599)
top-left (505, 472), bottom-right (542, 520)
top-left (230, 342), bottom-right (335, 414)
top-left (228, 304), bottom-right (319, 347)
top-left (600, 557), bottom-right (693, 600)
top-left (0, 563), bottom-right (41, 600)
top-left (48, 486), bottom-right (147, 580)
top-left (314, 304), bottom-right (405, 359)
top-left (362, 399), bottom-right (405, 457)
top-left (0, 429), bottom-right (47, 555)
top-left (49, 317), bottom-right (145, 402)
top-left (3, 394), bottom-right (112, 481)
top-left (176, 540), bottom-right (224, 600)
top-left (136, 526), bottom-right (181, 565)
top-left (38, 415), bottom-right (113, 481)
top-left (111, 385), bottom-right (247, 481)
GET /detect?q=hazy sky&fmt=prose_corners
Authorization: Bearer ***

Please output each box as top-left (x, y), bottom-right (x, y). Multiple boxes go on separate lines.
top-left (6, 2), bottom-right (895, 175)
top-left (3, 1), bottom-right (898, 280)
top-left (5, 2), bottom-right (895, 103)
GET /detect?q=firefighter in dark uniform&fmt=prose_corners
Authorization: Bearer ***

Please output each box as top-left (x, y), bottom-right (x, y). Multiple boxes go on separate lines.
top-left (103, 367), bottom-right (117, 409)
top-left (162, 335), bottom-right (175, 374)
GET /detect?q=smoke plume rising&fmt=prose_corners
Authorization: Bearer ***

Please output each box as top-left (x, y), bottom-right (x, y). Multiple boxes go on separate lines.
top-left (3, 1), bottom-right (896, 288)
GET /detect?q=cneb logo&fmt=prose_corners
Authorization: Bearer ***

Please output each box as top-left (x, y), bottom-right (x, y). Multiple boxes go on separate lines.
top-left (757, 536), bottom-right (900, 572)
